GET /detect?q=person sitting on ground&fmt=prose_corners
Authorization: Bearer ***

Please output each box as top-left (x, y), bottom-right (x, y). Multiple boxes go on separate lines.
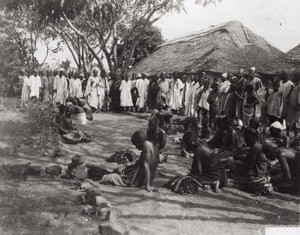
top-left (207, 116), bottom-right (223, 148)
top-left (182, 117), bottom-right (200, 135)
top-left (146, 116), bottom-right (167, 154)
top-left (262, 121), bottom-right (299, 186)
top-left (208, 116), bottom-right (238, 153)
top-left (78, 98), bottom-right (93, 121)
top-left (68, 98), bottom-right (87, 126)
top-left (56, 104), bottom-right (73, 135)
top-left (101, 130), bottom-right (159, 192)
top-left (200, 116), bottom-right (211, 140)
top-left (56, 103), bottom-right (91, 144)
top-left (181, 130), bottom-right (227, 193)
top-left (230, 127), bottom-right (273, 195)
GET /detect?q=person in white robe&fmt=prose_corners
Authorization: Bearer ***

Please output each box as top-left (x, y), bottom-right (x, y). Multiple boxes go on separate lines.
top-left (158, 72), bottom-right (170, 105)
top-left (20, 69), bottom-right (30, 104)
top-left (85, 68), bottom-right (100, 111)
top-left (53, 69), bottom-right (68, 105)
top-left (182, 75), bottom-right (192, 116)
top-left (217, 73), bottom-right (231, 115)
top-left (28, 69), bottom-right (42, 100)
top-left (119, 74), bottom-right (133, 110)
top-left (169, 73), bottom-right (184, 111)
top-left (135, 73), bottom-right (150, 111)
top-left (278, 71), bottom-right (294, 122)
top-left (69, 73), bottom-right (83, 99)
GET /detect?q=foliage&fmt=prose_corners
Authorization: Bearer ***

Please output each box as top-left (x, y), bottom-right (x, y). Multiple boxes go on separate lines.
top-left (60, 59), bottom-right (71, 71)
top-left (0, 32), bottom-right (24, 96)
top-left (20, 100), bottom-right (58, 154)
top-left (0, 0), bottom-right (222, 73)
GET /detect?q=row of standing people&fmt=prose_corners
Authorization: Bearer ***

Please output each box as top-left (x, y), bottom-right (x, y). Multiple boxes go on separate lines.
top-left (19, 66), bottom-right (300, 139)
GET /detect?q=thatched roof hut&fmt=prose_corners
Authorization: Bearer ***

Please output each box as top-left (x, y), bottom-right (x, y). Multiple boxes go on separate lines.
top-left (129, 21), bottom-right (284, 76)
top-left (267, 44), bottom-right (300, 74)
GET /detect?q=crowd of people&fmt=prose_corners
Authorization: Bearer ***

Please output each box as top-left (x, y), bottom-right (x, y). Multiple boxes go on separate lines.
top-left (18, 65), bottom-right (300, 195)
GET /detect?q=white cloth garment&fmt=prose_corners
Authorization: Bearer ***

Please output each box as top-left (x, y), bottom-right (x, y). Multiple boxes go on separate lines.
top-left (119, 80), bottom-right (133, 107)
top-left (28, 75), bottom-right (42, 98)
top-left (53, 75), bottom-right (68, 105)
top-left (135, 78), bottom-right (150, 109)
top-left (21, 75), bottom-right (30, 103)
top-left (69, 78), bottom-right (83, 98)
top-left (85, 76), bottom-right (100, 109)
top-left (169, 78), bottom-right (184, 110)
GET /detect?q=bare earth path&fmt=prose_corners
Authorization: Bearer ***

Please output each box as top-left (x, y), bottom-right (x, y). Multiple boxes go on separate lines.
top-left (0, 111), bottom-right (299, 235)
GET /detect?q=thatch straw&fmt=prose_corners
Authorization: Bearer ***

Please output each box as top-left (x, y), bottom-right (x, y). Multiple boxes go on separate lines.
top-left (130, 21), bottom-right (284, 75)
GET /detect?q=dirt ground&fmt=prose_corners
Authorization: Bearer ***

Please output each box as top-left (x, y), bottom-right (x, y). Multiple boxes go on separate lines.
top-left (0, 109), bottom-right (299, 235)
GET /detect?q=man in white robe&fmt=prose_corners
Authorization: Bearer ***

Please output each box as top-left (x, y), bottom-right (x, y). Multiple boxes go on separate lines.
top-left (158, 72), bottom-right (170, 105)
top-left (28, 69), bottom-right (42, 100)
top-left (119, 74), bottom-right (133, 110)
top-left (53, 69), bottom-right (68, 105)
top-left (135, 73), bottom-right (150, 111)
top-left (85, 68), bottom-right (100, 112)
top-left (217, 73), bottom-right (231, 115)
top-left (69, 74), bottom-right (83, 99)
top-left (169, 72), bottom-right (184, 111)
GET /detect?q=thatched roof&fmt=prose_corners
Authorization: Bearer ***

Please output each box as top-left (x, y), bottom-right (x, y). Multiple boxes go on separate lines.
top-left (130, 21), bottom-right (284, 75)
top-left (266, 44), bottom-right (300, 74)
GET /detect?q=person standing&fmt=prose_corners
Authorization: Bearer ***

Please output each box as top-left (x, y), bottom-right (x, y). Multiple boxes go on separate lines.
top-left (207, 81), bottom-right (218, 129)
top-left (158, 72), bottom-right (170, 105)
top-left (53, 68), bottom-right (68, 105)
top-left (98, 70), bottom-right (110, 111)
top-left (20, 69), bottom-right (30, 104)
top-left (236, 68), bottom-right (247, 118)
top-left (169, 72), bottom-right (184, 112)
top-left (85, 68), bottom-right (100, 112)
top-left (278, 71), bottom-right (294, 124)
top-left (217, 73), bottom-right (231, 115)
top-left (247, 67), bottom-right (263, 92)
top-left (69, 72), bottom-right (83, 99)
top-left (135, 73), bottom-right (150, 112)
top-left (119, 73), bottom-right (133, 111)
top-left (198, 79), bottom-right (211, 119)
top-left (109, 70), bottom-right (122, 112)
top-left (28, 69), bottom-right (42, 101)
top-left (41, 70), bottom-right (53, 102)
top-left (183, 75), bottom-right (193, 116)
top-left (266, 80), bottom-right (283, 125)
top-left (286, 71), bottom-right (300, 138)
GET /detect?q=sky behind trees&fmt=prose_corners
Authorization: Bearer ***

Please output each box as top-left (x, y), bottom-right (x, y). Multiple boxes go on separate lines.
top-left (36, 0), bottom-right (300, 66)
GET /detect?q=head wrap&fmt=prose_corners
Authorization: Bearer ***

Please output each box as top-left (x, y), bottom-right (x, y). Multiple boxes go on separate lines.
top-left (136, 73), bottom-right (142, 78)
top-left (270, 121), bottom-right (284, 131)
top-left (250, 67), bottom-right (256, 72)
top-left (222, 73), bottom-right (227, 78)
top-left (239, 68), bottom-right (244, 73)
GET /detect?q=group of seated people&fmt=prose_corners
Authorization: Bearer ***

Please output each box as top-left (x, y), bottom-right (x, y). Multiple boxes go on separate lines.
top-left (53, 94), bottom-right (299, 196)
top-left (55, 98), bottom-right (93, 144)
top-left (98, 114), bottom-right (300, 196)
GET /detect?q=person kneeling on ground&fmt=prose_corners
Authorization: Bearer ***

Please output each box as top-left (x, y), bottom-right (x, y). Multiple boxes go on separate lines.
top-left (101, 130), bottom-right (159, 192)
top-left (67, 99), bottom-right (87, 126)
top-left (230, 127), bottom-right (273, 195)
top-left (181, 131), bottom-right (227, 193)
top-left (78, 98), bottom-right (93, 121)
